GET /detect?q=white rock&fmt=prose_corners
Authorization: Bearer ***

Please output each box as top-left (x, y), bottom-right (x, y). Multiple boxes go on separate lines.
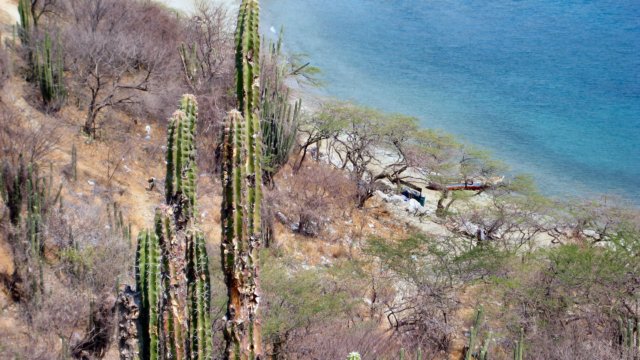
top-left (583, 229), bottom-right (600, 239)
top-left (374, 190), bottom-right (389, 201)
top-left (405, 199), bottom-right (421, 213)
top-left (388, 194), bottom-right (407, 204)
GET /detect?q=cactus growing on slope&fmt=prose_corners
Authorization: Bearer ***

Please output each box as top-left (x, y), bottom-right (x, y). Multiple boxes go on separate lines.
top-left (34, 32), bottom-right (66, 108)
top-left (465, 305), bottom-right (491, 360)
top-left (126, 95), bottom-right (211, 360)
top-left (513, 328), bottom-right (525, 360)
top-left (220, 0), bottom-right (264, 358)
top-left (17, 0), bottom-right (31, 46)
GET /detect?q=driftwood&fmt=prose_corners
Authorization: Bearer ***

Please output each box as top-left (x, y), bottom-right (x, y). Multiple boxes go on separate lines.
top-left (426, 181), bottom-right (491, 192)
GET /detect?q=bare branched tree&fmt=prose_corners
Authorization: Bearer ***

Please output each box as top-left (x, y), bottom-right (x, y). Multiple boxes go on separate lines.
top-left (64, 0), bottom-right (168, 137)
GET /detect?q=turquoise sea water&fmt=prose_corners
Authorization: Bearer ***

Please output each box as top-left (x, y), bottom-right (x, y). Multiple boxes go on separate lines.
top-left (261, 0), bottom-right (640, 203)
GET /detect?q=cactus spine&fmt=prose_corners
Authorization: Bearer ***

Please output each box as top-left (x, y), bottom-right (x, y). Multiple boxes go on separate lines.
top-left (220, 0), bottom-right (264, 358)
top-left (131, 95), bottom-right (211, 360)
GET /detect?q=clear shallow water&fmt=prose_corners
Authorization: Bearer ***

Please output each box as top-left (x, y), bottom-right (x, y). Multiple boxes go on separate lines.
top-left (261, 0), bottom-right (640, 203)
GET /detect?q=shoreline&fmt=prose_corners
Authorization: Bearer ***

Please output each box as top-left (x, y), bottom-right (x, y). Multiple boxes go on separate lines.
top-left (157, 0), bottom-right (239, 14)
top-left (259, 1), bottom-right (640, 207)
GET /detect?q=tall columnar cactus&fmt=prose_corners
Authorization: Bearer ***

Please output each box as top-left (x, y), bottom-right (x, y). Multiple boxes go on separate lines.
top-left (71, 144), bottom-right (78, 181)
top-left (17, 0), bottom-right (31, 45)
top-left (165, 95), bottom-right (198, 221)
top-left (108, 202), bottom-right (131, 247)
top-left (513, 328), bottom-right (525, 360)
top-left (220, 0), bottom-right (264, 358)
top-left (465, 306), bottom-right (491, 360)
top-left (135, 228), bottom-right (160, 360)
top-left (620, 316), bottom-right (639, 352)
top-left (261, 89), bottom-right (301, 182)
top-left (129, 95), bottom-right (211, 360)
top-left (186, 230), bottom-right (212, 360)
top-left (260, 34), bottom-right (302, 182)
top-left (34, 32), bottom-right (66, 107)
top-left (1, 157), bottom-right (26, 226)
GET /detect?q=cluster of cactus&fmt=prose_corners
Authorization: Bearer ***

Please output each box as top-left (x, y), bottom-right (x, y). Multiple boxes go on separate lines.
top-left (260, 33), bottom-right (302, 183)
top-left (619, 316), bottom-right (639, 352)
top-left (398, 348), bottom-right (422, 360)
top-left (132, 94), bottom-right (212, 360)
top-left (108, 202), bottom-right (132, 247)
top-left (34, 32), bottom-right (66, 107)
top-left (219, 0), bottom-right (264, 358)
top-left (465, 305), bottom-right (491, 360)
top-left (1, 157), bottom-right (26, 226)
top-left (1, 159), bottom-right (60, 306)
top-left (261, 88), bottom-right (301, 182)
top-left (17, 0), bottom-right (66, 107)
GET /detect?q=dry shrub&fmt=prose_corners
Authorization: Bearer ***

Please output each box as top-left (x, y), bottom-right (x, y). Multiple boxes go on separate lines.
top-left (267, 163), bottom-right (355, 237)
top-left (284, 321), bottom-right (403, 359)
top-left (0, 44), bottom-right (9, 88)
top-left (183, 1), bottom-right (236, 174)
top-left (524, 321), bottom-right (625, 360)
top-left (0, 104), bottom-right (60, 165)
top-left (55, 199), bottom-right (133, 294)
top-left (61, 0), bottom-right (182, 136)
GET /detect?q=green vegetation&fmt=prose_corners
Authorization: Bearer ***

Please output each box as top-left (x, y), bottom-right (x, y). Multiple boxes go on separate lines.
top-left (17, 0), bottom-right (31, 46)
top-left (34, 32), bottom-right (66, 108)
top-left (133, 95), bottom-right (212, 360)
top-left (260, 32), bottom-right (305, 184)
top-left (2, 0), bottom-right (639, 359)
top-left (220, 0), bottom-right (265, 358)
top-left (465, 306), bottom-right (491, 360)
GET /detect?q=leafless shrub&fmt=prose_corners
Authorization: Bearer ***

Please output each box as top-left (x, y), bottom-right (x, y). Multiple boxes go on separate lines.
top-left (268, 164), bottom-right (355, 237)
top-left (181, 1), bottom-right (236, 174)
top-left (55, 199), bottom-right (132, 293)
top-left (71, 293), bottom-right (117, 359)
top-left (63, 0), bottom-right (173, 137)
top-left (0, 104), bottom-right (61, 165)
top-left (31, 272), bottom-right (90, 335)
top-left (0, 44), bottom-right (10, 88)
top-left (29, 0), bottom-right (64, 27)
top-left (285, 321), bottom-right (402, 360)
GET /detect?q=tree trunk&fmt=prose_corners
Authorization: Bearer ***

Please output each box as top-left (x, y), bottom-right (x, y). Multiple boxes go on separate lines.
top-left (84, 109), bottom-right (96, 138)
top-left (436, 190), bottom-right (449, 218)
top-left (294, 143), bottom-right (310, 173)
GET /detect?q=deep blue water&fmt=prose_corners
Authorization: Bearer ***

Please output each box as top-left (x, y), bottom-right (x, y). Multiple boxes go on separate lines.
top-left (261, 0), bottom-right (640, 203)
